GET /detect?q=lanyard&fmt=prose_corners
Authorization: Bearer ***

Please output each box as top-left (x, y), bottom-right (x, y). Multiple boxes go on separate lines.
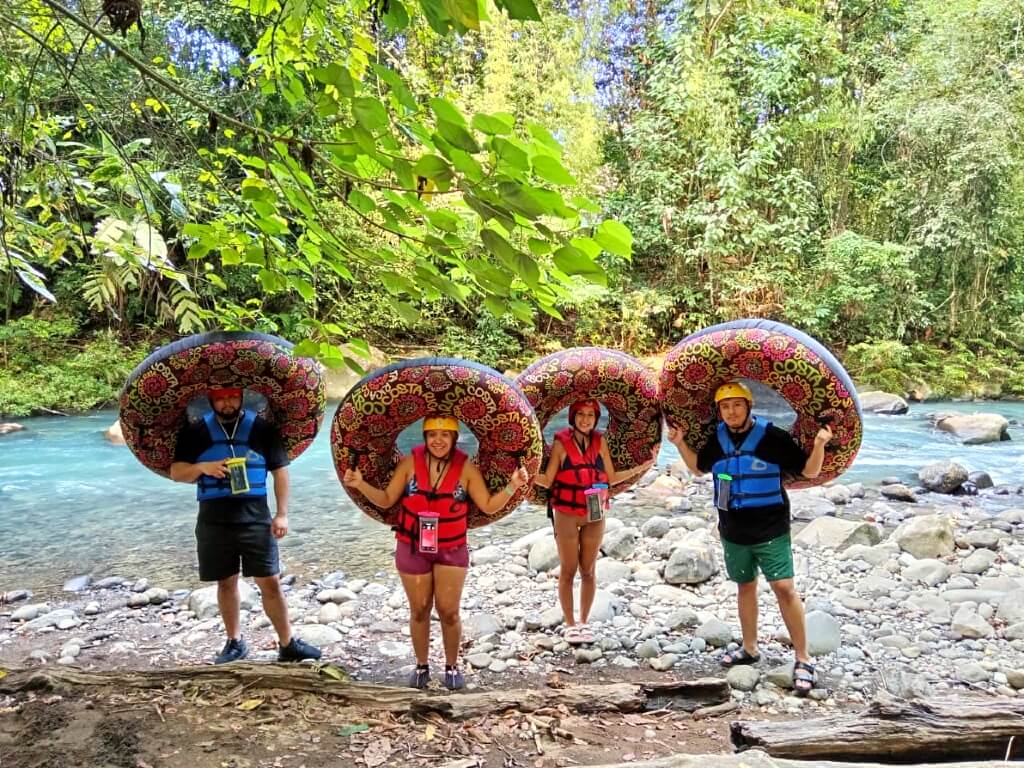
top-left (572, 429), bottom-right (590, 457)
top-left (428, 455), bottom-right (450, 495)
top-left (217, 412), bottom-right (242, 458)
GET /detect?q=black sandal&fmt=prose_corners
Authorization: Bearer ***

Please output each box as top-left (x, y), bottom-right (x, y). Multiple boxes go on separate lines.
top-left (793, 660), bottom-right (816, 696)
top-left (720, 647), bottom-right (761, 668)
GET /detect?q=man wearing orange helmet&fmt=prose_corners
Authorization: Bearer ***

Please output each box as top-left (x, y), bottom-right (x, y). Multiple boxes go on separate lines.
top-left (666, 381), bottom-right (832, 695)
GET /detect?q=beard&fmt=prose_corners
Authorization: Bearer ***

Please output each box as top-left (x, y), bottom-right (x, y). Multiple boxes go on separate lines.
top-left (214, 405), bottom-right (240, 421)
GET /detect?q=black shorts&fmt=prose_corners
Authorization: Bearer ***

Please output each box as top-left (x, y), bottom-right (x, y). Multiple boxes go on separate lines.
top-left (195, 520), bottom-right (280, 582)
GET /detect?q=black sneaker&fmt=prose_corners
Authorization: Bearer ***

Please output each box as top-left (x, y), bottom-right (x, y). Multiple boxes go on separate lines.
top-left (278, 636), bottom-right (322, 662)
top-left (408, 665), bottom-right (430, 689)
top-left (443, 666), bottom-right (464, 690)
top-left (214, 637), bottom-right (249, 664)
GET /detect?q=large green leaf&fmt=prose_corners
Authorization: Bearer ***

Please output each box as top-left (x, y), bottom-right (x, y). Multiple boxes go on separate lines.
top-left (553, 246), bottom-right (607, 285)
top-left (532, 155), bottom-right (577, 186)
top-left (352, 97), bottom-right (389, 134)
top-left (594, 220), bottom-right (633, 258)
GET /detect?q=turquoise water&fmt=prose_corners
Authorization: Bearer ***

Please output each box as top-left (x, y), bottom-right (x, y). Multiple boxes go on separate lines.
top-left (2, 402), bottom-right (1023, 595)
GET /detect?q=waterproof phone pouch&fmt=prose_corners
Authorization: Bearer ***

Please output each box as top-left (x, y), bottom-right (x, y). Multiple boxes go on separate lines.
top-left (226, 457), bottom-right (250, 495)
top-left (418, 512), bottom-right (439, 553)
top-left (716, 473), bottom-right (732, 512)
top-left (585, 484), bottom-right (609, 523)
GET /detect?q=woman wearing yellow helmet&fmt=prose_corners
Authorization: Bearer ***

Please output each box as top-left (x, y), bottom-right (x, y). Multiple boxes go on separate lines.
top-left (666, 380), bottom-right (832, 696)
top-left (343, 415), bottom-right (529, 690)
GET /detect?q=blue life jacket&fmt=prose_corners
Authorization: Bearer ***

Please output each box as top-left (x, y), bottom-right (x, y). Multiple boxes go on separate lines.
top-left (711, 417), bottom-right (784, 510)
top-left (196, 410), bottom-right (268, 501)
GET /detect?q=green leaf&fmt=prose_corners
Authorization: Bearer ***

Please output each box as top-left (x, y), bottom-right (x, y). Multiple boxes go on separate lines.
top-left (527, 122), bottom-right (562, 153)
top-left (483, 296), bottom-right (507, 317)
top-left (429, 97), bottom-right (467, 127)
top-left (441, 0), bottom-right (482, 30)
top-left (293, 340), bottom-right (320, 357)
top-left (532, 155), bottom-right (577, 186)
top-left (348, 189), bottom-right (376, 215)
top-left (353, 97), bottom-right (389, 134)
top-left (387, 297), bottom-right (420, 324)
top-left (553, 246), bottom-right (607, 285)
top-left (495, 0), bottom-right (540, 20)
top-left (514, 252), bottom-right (540, 289)
top-left (372, 64), bottom-right (417, 112)
top-left (481, 229), bottom-right (516, 265)
top-left (492, 138), bottom-right (529, 174)
top-left (338, 724), bottom-right (370, 738)
top-left (497, 182), bottom-right (548, 219)
top-left (289, 275), bottom-right (316, 301)
top-left (412, 154), bottom-right (454, 185)
top-left (382, 0), bottom-right (410, 29)
top-left (527, 237), bottom-right (551, 256)
top-left (472, 112), bottom-right (515, 135)
top-left (313, 64), bottom-right (355, 97)
top-left (594, 220), bottom-right (633, 258)
top-left (436, 120), bottom-right (480, 154)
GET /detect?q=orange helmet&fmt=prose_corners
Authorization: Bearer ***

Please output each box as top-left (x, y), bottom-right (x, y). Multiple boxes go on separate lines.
top-left (423, 416), bottom-right (460, 432)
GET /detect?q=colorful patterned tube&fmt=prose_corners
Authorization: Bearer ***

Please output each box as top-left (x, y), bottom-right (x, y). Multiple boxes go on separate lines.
top-left (514, 347), bottom-right (663, 505)
top-left (659, 319), bottom-right (861, 487)
top-left (119, 331), bottom-right (326, 475)
top-left (331, 358), bottom-right (543, 528)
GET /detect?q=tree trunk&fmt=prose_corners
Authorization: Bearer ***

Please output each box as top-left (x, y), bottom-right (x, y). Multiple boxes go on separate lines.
top-left (584, 753), bottom-right (1010, 768)
top-left (730, 695), bottom-right (1024, 763)
top-left (0, 665), bottom-right (729, 720)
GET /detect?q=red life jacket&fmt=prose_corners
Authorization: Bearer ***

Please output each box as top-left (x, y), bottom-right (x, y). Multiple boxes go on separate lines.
top-left (394, 445), bottom-right (469, 550)
top-left (551, 428), bottom-right (608, 517)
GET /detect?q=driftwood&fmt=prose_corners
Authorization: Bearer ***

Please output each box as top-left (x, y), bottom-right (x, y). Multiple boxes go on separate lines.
top-left (731, 694), bottom-right (1024, 763)
top-left (585, 753), bottom-right (1012, 768)
top-left (0, 664), bottom-right (729, 720)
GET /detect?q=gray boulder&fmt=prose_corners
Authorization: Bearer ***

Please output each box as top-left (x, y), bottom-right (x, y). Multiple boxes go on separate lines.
top-left (602, 527), bottom-right (639, 560)
top-left (528, 537), bottom-right (560, 572)
top-left (793, 517), bottom-right (881, 551)
top-left (880, 484), bottom-right (918, 503)
top-left (891, 514), bottom-right (955, 558)
top-left (596, 558), bottom-right (632, 585)
top-left (664, 530), bottom-right (718, 585)
top-left (918, 461), bottom-right (969, 494)
top-left (969, 471), bottom-right (994, 490)
top-left (936, 413), bottom-right (1010, 444)
top-left (997, 590), bottom-right (1024, 625)
top-left (62, 574), bottom-right (92, 592)
top-left (903, 559), bottom-right (951, 587)
top-left (463, 613), bottom-right (502, 640)
top-left (472, 545), bottom-right (504, 565)
top-left (859, 391), bottom-right (909, 415)
top-left (189, 581), bottom-right (258, 619)
top-left (695, 618), bottom-right (732, 647)
top-left (292, 624), bottom-right (343, 647)
top-left (962, 548), bottom-right (997, 575)
top-left (641, 516), bottom-right (671, 539)
top-left (951, 606), bottom-right (994, 639)
top-left (805, 611), bottom-right (841, 656)
top-left (726, 665), bottom-right (761, 692)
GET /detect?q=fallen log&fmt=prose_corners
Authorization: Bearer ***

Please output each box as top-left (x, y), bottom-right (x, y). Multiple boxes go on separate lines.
top-left (731, 694), bottom-right (1024, 763)
top-left (0, 664), bottom-right (729, 720)
top-left (585, 751), bottom-right (1012, 768)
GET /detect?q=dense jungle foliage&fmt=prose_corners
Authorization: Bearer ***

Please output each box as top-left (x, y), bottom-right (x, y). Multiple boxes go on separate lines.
top-left (1, 0), bottom-right (1023, 413)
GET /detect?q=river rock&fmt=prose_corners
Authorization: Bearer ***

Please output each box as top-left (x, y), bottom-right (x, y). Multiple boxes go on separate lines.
top-left (840, 543), bottom-right (899, 567)
top-left (964, 529), bottom-right (1002, 550)
top-left (293, 624), bottom-right (343, 646)
top-left (962, 549), bottom-right (998, 575)
top-left (0, 423), bottom-right (26, 435)
top-left (602, 527), bottom-right (639, 560)
top-left (596, 559), bottom-right (632, 585)
top-left (645, 474), bottom-right (684, 495)
top-left (21, 608), bottom-right (76, 632)
top-left (317, 587), bottom-right (357, 604)
top-left (62, 574), bottom-right (92, 592)
top-left (144, 588), bottom-right (169, 605)
top-left (642, 516), bottom-right (671, 539)
top-left (824, 485), bottom-right (852, 505)
top-left (104, 420), bottom-right (126, 445)
top-left (918, 461), bottom-right (969, 493)
top-left (467, 652), bottom-right (493, 669)
top-left (636, 638), bottom-right (661, 659)
top-left (968, 471), bottom-right (995, 490)
top-left (696, 618), bottom-right (732, 648)
top-left (727, 665), bottom-right (760, 691)
top-left (880, 484), bottom-right (918, 503)
top-left (131, 579), bottom-right (149, 593)
top-left (903, 559), bottom-right (951, 587)
top-left (664, 529), bottom-right (718, 585)
top-left (528, 537), bottom-right (560, 572)
top-left (997, 590), bottom-right (1024, 625)
top-left (93, 577), bottom-right (126, 589)
top-left (959, 662), bottom-right (990, 683)
top-left (583, 589), bottom-right (619, 622)
top-left (464, 613), bottom-right (502, 640)
top-left (472, 545), bottom-right (504, 566)
top-left (891, 514), bottom-right (955, 558)
top-left (127, 593), bottom-right (149, 608)
top-left (951, 606), bottom-right (994, 639)
top-left (2, 590), bottom-right (31, 603)
top-left (189, 581), bottom-right (258, 619)
top-left (805, 611), bottom-right (841, 656)
top-left (574, 647), bottom-right (603, 664)
top-left (936, 413), bottom-right (1010, 444)
top-left (540, 606), bottom-right (563, 628)
top-left (859, 391), bottom-right (909, 415)
top-left (793, 517), bottom-right (881, 551)
top-left (764, 662), bottom-right (796, 689)
top-left (318, 603), bottom-right (341, 624)
top-left (666, 608), bottom-right (699, 630)
top-left (512, 527), bottom-right (552, 554)
top-left (11, 603), bottom-right (48, 622)
top-left (649, 653), bottom-right (678, 671)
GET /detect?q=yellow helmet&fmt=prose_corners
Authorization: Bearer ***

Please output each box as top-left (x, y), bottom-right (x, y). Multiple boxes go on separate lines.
top-left (423, 416), bottom-right (460, 432)
top-left (714, 381), bottom-right (754, 405)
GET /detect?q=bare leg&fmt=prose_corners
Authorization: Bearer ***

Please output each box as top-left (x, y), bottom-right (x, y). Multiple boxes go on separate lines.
top-left (254, 574), bottom-right (291, 646)
top-left (432, 564), bottom-right (468, 666)
top-left (553, 511), bottom-right (581, 625)
top-left (217, 573), bottom-right (241, 639)
top-left (399, 571), bottom-right (434, 665)
top-left (577, 518), bottom-right (605, 623)
top-left (770, 578), bottom-right (809, 662)
top-left (736, 579), bottom-right (760, 655)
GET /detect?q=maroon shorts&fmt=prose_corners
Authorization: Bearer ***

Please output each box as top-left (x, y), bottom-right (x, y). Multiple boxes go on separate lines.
top-left (394, 542), bottom-right (470, 575)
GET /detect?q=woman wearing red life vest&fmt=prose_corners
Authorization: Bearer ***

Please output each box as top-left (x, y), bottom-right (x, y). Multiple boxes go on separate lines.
top-left (533, 400), bottom-right (655, 644)
top-left (343, 416), bottom-right (529, 689)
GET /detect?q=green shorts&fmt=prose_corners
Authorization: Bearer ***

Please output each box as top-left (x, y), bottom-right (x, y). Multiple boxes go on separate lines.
top-left (721, 533), bottom-right (794, 583)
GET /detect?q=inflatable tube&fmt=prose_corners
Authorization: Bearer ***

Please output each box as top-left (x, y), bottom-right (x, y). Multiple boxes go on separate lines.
top-left (120, 331), bottom-right (326, 475)
top-left (659, 319), bottom-right (861, 487)
top-left (514, 348), bottom-right (662, 504)
top-left (332, 358), bottom-right (543, 528)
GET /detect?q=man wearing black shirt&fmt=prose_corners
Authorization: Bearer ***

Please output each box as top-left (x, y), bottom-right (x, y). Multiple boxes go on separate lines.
top-left (667, 381), bottom-right (831, 695)
top-left (171, 387), bottom-right (320, 664)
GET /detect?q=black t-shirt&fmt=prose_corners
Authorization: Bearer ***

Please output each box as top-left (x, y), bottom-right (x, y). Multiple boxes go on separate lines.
top-left (174, 412), bottom-right (290, 524)
top-left (697, 422), bottom-right (807, 545)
